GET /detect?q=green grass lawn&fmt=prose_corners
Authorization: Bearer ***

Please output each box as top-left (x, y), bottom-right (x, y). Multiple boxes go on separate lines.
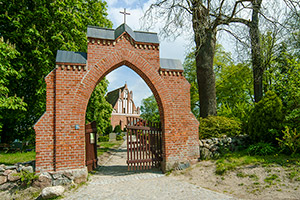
top-left (97, 140), bottom-right (123, 156)
top-left (216, 150), bottom-right (300, 175)
top-left (0, 140), bottom-right (123, 165)
top-left (0, 151), bottom-right (36, 165)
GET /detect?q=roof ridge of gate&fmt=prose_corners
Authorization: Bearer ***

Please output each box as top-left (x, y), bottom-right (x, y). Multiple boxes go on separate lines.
top-left (87, 24), bottom-right (159, 44)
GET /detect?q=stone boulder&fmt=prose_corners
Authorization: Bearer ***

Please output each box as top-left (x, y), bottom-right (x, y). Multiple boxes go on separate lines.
top-left (3, 170), bottom-right (12, 176)
top-left (21, 166), bottom-right (33, 173)
top-left (0, 182), bottom-right (17, 191)
top-left (62, 168), bottom-right (88, 184)
top-left (41, 186), bottom-right (65, 199)
top-left (0, 176), bottom-right (7, 185)
top-left (0, 167), bottom-right (5, 172)
top-left (200, 148), bottom-right (212, 159)
top-left (8, 171), bottom-right (20, 182)
top-left (33, 174), bottom-right (52, 189)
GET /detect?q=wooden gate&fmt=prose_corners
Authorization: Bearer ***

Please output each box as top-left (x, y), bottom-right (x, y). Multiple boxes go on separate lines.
top-left (126, 117), bottom-right (163, 170)
top-left (85, 121), bottom-right (97, 172)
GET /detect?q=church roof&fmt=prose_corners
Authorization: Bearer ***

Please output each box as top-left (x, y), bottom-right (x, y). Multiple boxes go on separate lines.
top-left (56, 50), bottom-right (87, 64)
top-left (106, 85), bottom-right (126, 107)
top-left (87, 24), bottom-right (159, 44)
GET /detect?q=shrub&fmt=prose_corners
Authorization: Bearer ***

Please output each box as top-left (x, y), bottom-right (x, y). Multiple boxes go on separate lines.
top-left (98, 135), bottom-right (109, 142)
top-left (16, 170), bottom-right (39, 187)
top-left (284, 108), bottom-right (300, 131)
top-left (199, 116), bottom-right (242, 139)
top-left (248, 91), bottom-right (283, 143)
top-left (116, 135), bottom-right (123, 141)
top-left (277, 126), bottom-right (300, 155)
top-left (104, 125), bottom-right (113, 135)
top-left (246, 142), bottom-right (276, 156)
top-left (218, 102), bottom-right (253, 126)
top-left (113, 125), bottom-right (122, 133)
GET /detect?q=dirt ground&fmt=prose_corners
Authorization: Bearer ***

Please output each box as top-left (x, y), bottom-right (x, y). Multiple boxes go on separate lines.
top-left (171, 160), bottom-right (300, 200)
top-left (98, 151), bottom-right (114, 166)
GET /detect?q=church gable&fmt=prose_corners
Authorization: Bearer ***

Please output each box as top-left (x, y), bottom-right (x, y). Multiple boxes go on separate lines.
top-left (106, 84), bottom-right (140, 115)
top-left (106, 85), bottom-right (125, 107)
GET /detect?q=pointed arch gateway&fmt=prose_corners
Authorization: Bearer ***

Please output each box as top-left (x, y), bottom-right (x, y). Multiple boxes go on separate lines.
top-left (34, 24), bottom-right (199, 174)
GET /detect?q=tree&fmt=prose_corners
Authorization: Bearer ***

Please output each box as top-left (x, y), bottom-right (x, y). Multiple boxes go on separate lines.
top-left (144, 0), bottom-right (263, 117)
top-left (140, 95), bottom-right (160, 123)
top-left (86, 78), bottom-right (113, 136)
top-left (216, 63), bottom-right (253, 108)
top-left (183, 44), bottom-right (243, 118)
top-left (0, 0), bottom-right (112, 142)
top-left (283, 0), bottom-right (300, 58)
top-left (0, 38), bottom-right (27, 142)
top-left (265, 47), bottom-right (300, 130)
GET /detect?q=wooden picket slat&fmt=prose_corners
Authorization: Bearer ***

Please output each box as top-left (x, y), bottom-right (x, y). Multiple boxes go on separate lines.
top-left (126, 117), bottom-right (162, 171)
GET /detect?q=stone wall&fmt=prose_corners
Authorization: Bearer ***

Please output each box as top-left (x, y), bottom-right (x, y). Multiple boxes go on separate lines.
top-left (0, 161), bottom-right (35, 190)
top-left (0, 161), bottom-right (87, 191)
top-left (33, 168), bottom-right (88, 189)
top-left (199, 135), bottom-right (249, 160)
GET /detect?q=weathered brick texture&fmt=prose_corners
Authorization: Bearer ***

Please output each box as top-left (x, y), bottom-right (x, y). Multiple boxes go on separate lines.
top-left (34, 32), bottom-right (199, 173)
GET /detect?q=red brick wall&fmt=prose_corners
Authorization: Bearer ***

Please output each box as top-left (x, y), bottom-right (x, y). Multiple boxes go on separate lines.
top-left (34, 32), bottom-right (199, 173)
top-left (110, 114), bottom-right (126, 130)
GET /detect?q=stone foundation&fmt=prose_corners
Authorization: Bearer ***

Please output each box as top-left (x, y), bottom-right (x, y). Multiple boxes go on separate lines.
top-left (34, 167), bottom-right (88, 188)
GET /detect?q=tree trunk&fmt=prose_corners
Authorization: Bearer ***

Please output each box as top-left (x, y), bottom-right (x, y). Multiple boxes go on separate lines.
top-left (195, 29), bottom-right (218, 117)
top-left (250, 0), bottom-right (263, 102)
top-left (192, 2), bottom-right (217, 118)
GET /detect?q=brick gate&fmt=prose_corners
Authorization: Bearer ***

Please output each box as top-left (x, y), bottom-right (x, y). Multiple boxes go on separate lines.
top-left (34, 24), bottom-right (199, 173)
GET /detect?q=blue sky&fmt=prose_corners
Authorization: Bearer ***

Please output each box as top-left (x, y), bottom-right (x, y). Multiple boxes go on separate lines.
top-left (104, 0), bottom-right (191, 107)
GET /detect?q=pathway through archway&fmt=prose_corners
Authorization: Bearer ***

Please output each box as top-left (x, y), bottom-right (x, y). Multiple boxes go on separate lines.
top-left (62, 139), bottom-right (235, 200)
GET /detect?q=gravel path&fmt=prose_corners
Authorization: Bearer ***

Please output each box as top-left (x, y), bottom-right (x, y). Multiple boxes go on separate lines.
top-left (63, 141), bottom-right (237, 200)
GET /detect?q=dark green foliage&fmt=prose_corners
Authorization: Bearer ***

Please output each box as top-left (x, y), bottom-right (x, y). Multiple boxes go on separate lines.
top-left (264, 47), bottom-right (300, 131)
top-left (0, 0), bottom-right (112, 143)
top-left (216, 63), bottom-right (253, 109)
top-left (248, 91), bottom-right (283, 143)
top-left (113, 125), bottom-right (122, 133)
top-left (104, 124), bottom-right (113, 136)
top-left (98, 135), bottom-right (109, 142)
top-left (246, 142), bottom-right (277, 156)
top-left (86, 78), bottom-right (112, 136)
top-left (116, 135), bottom-right (123, 141)
top-left (0, 39), bottom-right (27, 140)
top-left (284, 108), bottom-right (300, 131)
top-left (199, 116), bottom-right (242, 139)
top-left (277, 126), bottom-right (300, 155)
top-left (140, 95), bottom-right (160, 123)
top-left (218, 102), bottom-right (253, 132)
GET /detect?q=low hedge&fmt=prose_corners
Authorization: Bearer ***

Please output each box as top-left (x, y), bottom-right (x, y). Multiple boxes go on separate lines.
top-left (98, 135), bottom-right (109, 142)
top-left (199, 116), bottom-right (242, 139)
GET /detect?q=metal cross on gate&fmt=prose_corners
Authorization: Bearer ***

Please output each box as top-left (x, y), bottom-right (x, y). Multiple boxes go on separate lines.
top-left (120, 8), bottom-right (130, 24)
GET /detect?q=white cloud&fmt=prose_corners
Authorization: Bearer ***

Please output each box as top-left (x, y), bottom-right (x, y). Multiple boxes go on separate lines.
top-left (106, 0), bottom-right (118, 7)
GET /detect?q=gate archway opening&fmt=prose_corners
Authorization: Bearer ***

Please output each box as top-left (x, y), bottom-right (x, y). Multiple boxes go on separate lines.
top-left (34, 24), bottom-right (199, 174)
top-left (87, 64), bottom-right (164, 171)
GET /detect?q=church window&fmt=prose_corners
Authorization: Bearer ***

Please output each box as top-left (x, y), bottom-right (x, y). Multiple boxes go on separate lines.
top-left (118, 99), bottom-right (122, 113)
top-left (129, 100), bottom-right (133, 114)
